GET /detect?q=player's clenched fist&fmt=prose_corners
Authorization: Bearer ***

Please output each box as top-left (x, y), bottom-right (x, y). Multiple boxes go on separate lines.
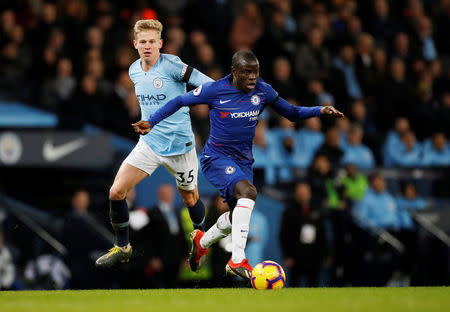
top-left (132, 120), bottom-right (151, 134)
top-left (320, 106), bottom-right (344, 118)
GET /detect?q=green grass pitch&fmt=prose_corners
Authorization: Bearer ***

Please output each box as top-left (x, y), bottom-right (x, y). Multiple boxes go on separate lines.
top-left (1, 287), bottom-right (448, 312)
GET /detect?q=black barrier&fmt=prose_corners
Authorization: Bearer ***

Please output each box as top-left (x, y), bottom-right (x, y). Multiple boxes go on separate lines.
top-left (0, 131), bottom-right (113, 169)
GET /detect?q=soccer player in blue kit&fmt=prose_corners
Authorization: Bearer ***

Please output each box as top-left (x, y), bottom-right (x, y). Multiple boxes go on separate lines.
top-left (95, 19), bottom-right (213, 268)
top-left (132, 50), bottom-right (344, 281)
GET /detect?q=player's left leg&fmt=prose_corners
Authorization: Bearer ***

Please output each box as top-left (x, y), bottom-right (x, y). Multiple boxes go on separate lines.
top-left (163, 148), bottom-right (206, 230)
top-left (178, 187), bottom-right (206, 231)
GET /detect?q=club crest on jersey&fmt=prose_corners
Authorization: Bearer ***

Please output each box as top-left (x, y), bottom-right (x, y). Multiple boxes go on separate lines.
top-left (153, 78), bottom-right (163, 89)
top-left (225, 166), bottom-right (236, 174)
top-left (251, 95), bottom-right (261, 106)
top-left (193, 85), bottom-right (202, 96)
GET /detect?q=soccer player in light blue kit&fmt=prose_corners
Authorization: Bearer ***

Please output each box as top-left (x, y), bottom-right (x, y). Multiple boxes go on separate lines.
top-left (96, 19), bottom-right (213, 268)
top-left (132, 50), bottom-right (344, 281)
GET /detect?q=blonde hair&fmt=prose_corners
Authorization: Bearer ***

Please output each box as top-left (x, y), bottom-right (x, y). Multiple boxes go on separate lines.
top-left (133, 19), bottom-right (163, 39)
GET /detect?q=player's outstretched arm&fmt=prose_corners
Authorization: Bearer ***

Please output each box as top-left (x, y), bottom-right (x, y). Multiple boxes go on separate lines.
top-left (270, 96), bottom-right (344, 121)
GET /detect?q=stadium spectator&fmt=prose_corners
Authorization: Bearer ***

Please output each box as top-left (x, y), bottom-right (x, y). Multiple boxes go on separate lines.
top-left (279, 182), bottom-right (329, 287)
top-left (348, 100), bottom-right (378, 151)
top-left (0, 230), bottom-right (17, 290)
top-left (351, 173), bottom-right (403, 286)
top-left (294, 26), bottom-right (330, 83)
top-left (383, 117), bottom-right (411, 166)
top-left (415, 16), bottom-right (438, 62)
top-left (422, 132), bottom-right (450, 167)
top-left (253, 120), bottom-right (277, 186)
top-left (330, 0), bottom-right (356, 39)
top-left (390, 32), bottom-right (416, 68)
top-left (341, 124), bottom-right (375, 169)
top-left (194, 43), bottom-right (218, 73)
top-left (229, 1), bottom-right (264, 52)
top-left (388, 130), bottom-right (424, 168)
top-left (332, 163), bottom-right (369, 286)
top-left (270, 56), bottom-right (298, 100)
top-left (338, 163), bottom-right (369, 204)
top-left (293, 117), bottom-right (324, 169)
top-left (125, 187), bottom-right (164, 289)
top-left (435, 91), bottom-right (450, 137)
top-left (267, 116), bottom-right (297, 184)
top-left (306, 79), bottom-right (335, 108)
top-left (376, 59), bottom-right (415, 131)
top-left (307, 154), bottom-right (342, 211)
top-left (366, 0), bottom-right (401, 46)
top-left (355, 33), bottom-right (375, 95)
top-left (396, 182), bottom-right (426, 231)
top-left (353, 173), bottom-right (400, 231)
top-left (315, 127), bottom-right (344, 168)
top-left (367, 47), bottom-right (388, 97)
top-left (332, 44), bottom-right (363, 100)
top-left (335, 116), bottom-right (351, 150)
top-left (395, 182), bottom-right (426, 284)
top-left (69, 74), bottom-right (106, 127)
top-left (40, 57), bottom-right (77, 112)
top-left (146, 184), bottom-right (187, 288)
top-left (0, 41), bottom-right (29, 96)
top-left (61, 189), bottom-right (111, 289)
top-left (434, 0), bottom-right (450, 55)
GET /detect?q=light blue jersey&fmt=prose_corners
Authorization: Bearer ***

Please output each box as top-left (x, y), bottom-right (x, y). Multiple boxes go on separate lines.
top-left (129, 53), bottom-right (213, 156)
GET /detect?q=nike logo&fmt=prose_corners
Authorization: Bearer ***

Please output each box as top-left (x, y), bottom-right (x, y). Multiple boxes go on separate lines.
top-left (43, 138), bottom-right (88, 162)
top-left (219, 99), bottom-right (231, 104)
top-left (204, 155), bottom-right (210, 158)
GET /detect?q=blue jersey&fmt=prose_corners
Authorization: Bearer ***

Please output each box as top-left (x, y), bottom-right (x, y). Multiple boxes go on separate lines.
top-left (129, 53), bottom-right (213, 156)
top-left (149, 74), bottom-right (322, 161)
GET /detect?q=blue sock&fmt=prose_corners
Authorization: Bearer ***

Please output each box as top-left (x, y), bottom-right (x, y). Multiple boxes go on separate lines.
top-left (109, 199), bottom-right (129, 247)
top-left (188, 199), bottom-right (206, 231)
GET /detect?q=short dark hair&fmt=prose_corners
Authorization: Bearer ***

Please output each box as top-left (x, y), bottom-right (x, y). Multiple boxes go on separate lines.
top-left (231, 50), bottom-right (259, 68)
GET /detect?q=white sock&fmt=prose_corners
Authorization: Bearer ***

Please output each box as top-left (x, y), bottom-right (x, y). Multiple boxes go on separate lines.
top-left (200, 211), bottom-right (232, 248)
top-left (231, 198), bottom-right (255, 263)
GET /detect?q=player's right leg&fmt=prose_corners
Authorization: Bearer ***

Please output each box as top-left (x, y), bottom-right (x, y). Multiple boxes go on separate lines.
top-left (189, 210), bottom-right (232, 272)
top-left (96, 140), bottom-right (159, 268)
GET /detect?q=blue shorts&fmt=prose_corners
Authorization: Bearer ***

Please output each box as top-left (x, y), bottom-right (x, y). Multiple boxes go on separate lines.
top-left (200, 153), bottom-right (253, 202)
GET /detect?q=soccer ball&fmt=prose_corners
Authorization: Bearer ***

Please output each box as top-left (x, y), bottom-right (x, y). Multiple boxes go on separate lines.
top-left (251, 260), bottom-right (286, 290)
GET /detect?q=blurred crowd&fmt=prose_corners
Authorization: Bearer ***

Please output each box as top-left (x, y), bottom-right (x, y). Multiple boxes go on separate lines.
top-left (1, 0), bottom-right (450, 165)
top-left (1, 0), bottom-right (450, 289)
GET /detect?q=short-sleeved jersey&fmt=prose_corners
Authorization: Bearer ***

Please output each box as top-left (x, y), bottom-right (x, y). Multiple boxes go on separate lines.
top-left (129, 53), bottom-right (213, 156)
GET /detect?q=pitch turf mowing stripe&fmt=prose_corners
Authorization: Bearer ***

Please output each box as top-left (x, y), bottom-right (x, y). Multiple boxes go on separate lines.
top-left (0, 287), bottom-right (448, 312)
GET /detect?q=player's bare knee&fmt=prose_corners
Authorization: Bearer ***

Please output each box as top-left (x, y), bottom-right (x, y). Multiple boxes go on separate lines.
top-left (235, 182), bottom-right (257, 201)
top-left (109, 186), bottom-right (126, 201)
top-left (181, 190), bottom-right (198, 207)
top-left (182, 197), bottom-right (197, 207)
top-left (244, 184), bottom-right (257, 201)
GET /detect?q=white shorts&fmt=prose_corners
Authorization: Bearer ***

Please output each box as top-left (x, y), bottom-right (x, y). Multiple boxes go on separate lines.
top-left (123, 139), bottom-right (198, 191)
